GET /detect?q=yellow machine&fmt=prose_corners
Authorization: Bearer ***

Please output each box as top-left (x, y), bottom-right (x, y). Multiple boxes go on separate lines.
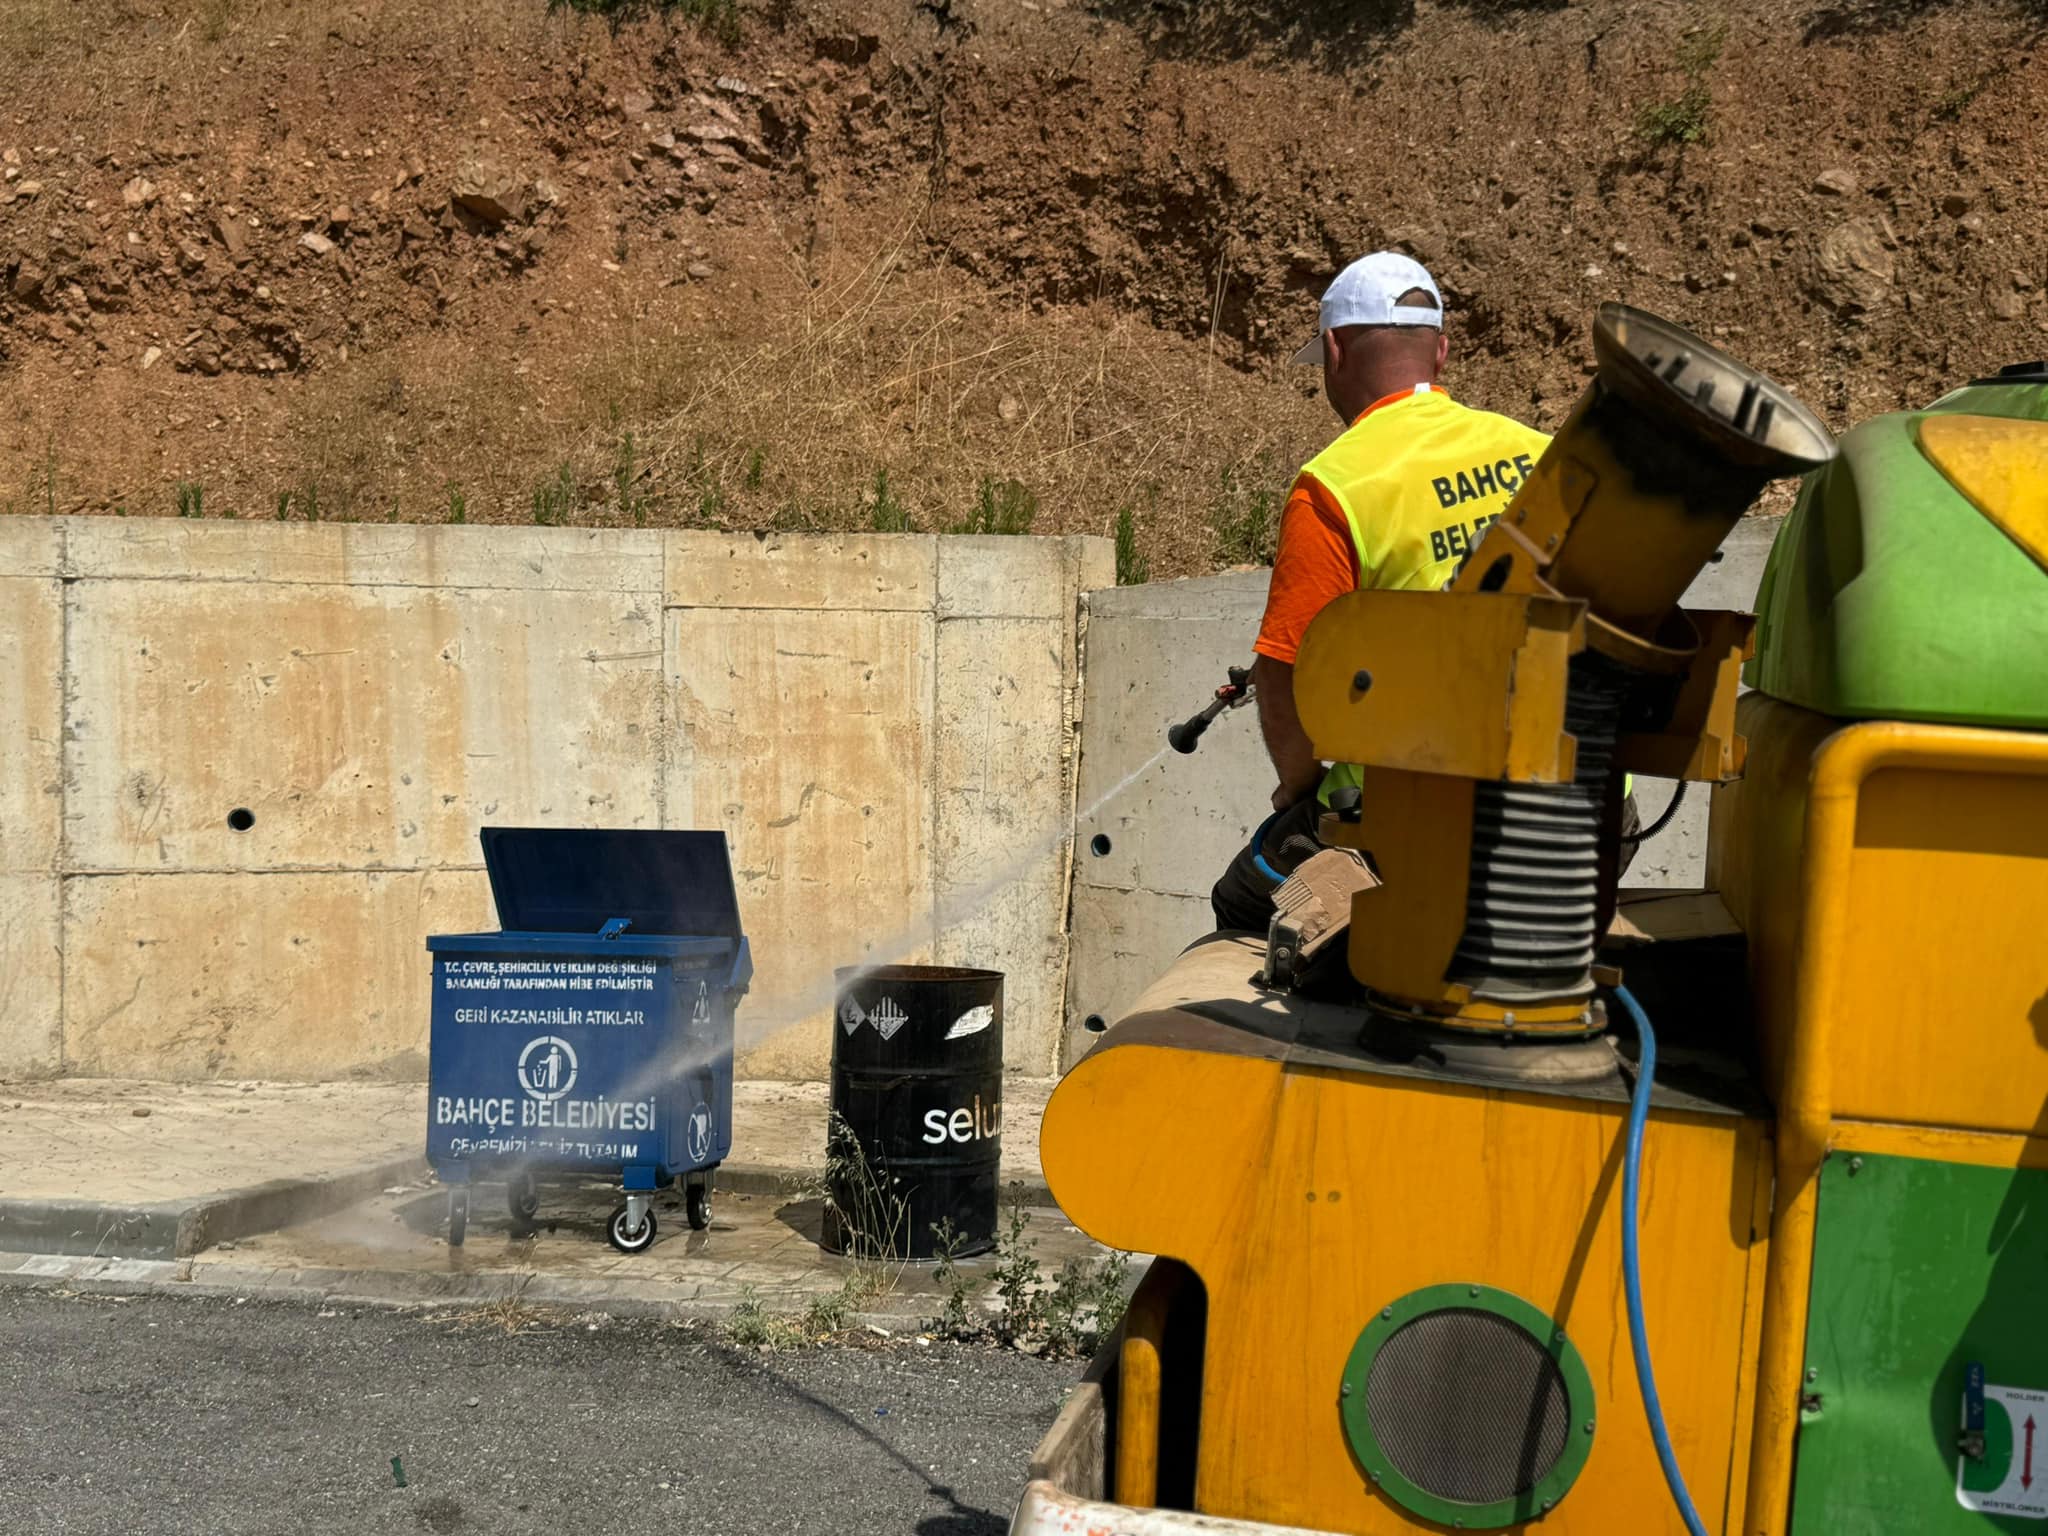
top-left (1019, 318), bottom-right (2048, 1536)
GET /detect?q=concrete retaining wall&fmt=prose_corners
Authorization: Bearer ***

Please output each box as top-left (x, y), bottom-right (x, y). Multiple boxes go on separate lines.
top-left (1058, 520), bottom-right (1782, 1065)
top-left (1, 519), bottom-right (1109, 1084)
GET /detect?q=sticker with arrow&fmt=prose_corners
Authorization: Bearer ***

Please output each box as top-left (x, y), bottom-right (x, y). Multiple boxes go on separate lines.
top-left (1958, 1373), bottom-right (2048, 1518)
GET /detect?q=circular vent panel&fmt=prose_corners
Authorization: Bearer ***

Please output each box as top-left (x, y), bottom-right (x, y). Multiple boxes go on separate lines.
top-left (1339, 1284), bottom-right (1594, 1529)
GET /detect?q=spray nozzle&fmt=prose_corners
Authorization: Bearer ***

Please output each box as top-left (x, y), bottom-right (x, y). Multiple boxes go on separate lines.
top-left (1168, 664), bottom-right (1255, 754)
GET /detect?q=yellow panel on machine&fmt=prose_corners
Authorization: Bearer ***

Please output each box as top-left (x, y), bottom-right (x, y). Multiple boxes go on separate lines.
top-left (1041, 940), bottom-right (1774, 1535)
top-left (1704, 692), bottom-right (2048, 1532)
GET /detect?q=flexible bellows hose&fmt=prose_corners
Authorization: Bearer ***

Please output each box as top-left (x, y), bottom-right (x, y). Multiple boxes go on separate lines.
top-left (1450, 654), bottom-right (1628, 1002)
top-left (1613, 983), bottom-right (1711, 1536)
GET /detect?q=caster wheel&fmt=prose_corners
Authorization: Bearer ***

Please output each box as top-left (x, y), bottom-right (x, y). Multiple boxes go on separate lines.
top-left (507, 1175), bottom-right (539, 1228)
top-left (607, 1203), bottom-right (657, 1254)
top-left (686, 1182), bottom-right (711, 1231)
top-left (447, 1188), bottom-right (469, 1248)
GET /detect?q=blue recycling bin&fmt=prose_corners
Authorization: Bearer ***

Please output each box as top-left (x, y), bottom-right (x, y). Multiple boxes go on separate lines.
top-left (425, 828), bottom-right (751, 1253)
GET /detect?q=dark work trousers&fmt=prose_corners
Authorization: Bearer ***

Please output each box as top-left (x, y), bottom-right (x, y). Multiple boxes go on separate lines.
top-left (1209, 789), bottom-right (1642, 935)
top-left (1209, 797), bottom-right (1327, 934)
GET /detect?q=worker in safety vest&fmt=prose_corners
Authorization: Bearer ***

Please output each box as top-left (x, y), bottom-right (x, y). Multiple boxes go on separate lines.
top-left (1211, 252), bottom-right (1632, 934)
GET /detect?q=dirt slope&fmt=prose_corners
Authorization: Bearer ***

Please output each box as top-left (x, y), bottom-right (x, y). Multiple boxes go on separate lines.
top-left (2, 0), bottom-right (2043, 574)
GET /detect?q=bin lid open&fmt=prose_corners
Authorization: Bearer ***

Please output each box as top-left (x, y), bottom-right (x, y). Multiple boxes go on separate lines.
top-left (479, 827), bottom-right (744, 939)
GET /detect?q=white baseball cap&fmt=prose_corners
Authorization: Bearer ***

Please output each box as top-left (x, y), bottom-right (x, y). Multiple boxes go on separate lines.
top-left (1290, 251), bottom-right (1444, 365)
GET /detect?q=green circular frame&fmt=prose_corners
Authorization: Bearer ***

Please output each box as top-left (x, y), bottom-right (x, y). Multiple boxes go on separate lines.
top-left (1338, 1282), bottom-right (1596, 1530)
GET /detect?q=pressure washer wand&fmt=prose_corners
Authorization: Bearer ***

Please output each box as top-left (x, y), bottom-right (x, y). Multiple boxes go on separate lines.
top-left (1168, 665), bottom-right (1256, 754)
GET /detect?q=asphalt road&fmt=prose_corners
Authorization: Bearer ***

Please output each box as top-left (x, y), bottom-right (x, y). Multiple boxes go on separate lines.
top-left (0, 1289), bottom-right (1079, 1536)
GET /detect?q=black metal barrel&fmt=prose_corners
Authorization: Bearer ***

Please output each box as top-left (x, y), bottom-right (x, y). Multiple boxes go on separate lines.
top-left (823, 965), bottom-right (1003, 1261)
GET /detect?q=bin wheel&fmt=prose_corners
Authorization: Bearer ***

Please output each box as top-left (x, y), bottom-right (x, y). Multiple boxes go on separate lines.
top-left (608, 1203), bottom-right (657, 1254)
top-left (507, 1175), bottom-right (539, 1227)
top-left (447, 1189), bottom-right (469, 1248)
top-left (686, 1182), bottom-right (711, 1231)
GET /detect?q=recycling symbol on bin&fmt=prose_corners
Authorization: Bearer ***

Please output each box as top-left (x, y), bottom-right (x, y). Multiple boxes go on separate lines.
top-left (686, 1102), bottom-right (714, 1163)
top-left (517, 1036), bottom-right (578, 1102)
top-left (839, 995), bottom-right (908, 1042)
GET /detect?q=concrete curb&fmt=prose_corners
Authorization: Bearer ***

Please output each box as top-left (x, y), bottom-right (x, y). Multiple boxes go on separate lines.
top-left (0, 1157), bottom-right (1050, 1264)
top-left (711, 1161), bottom-right (1054, 1210)
top-left (0, 1248), bottom-right (1045, 1332)
top-left (0, 1153), bottom-right (428, 1261)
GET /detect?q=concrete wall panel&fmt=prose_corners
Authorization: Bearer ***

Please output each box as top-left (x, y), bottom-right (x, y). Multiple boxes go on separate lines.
top-left (940, 536), bottom-right (1069, 620)
top-left (669, 606), bottom-right (936, 1080)
top-left (1071, 572), bottom-right (1270, 901)
top-left (62, 869), bottom-right (494, 1079)
top-left (666, 531), bottom-right (937, 612)
top-left (1062, 573), bottom-right (1270, 1065)
top-left (0, 519), bottom-right (61, 577)
top-left (0, 519), bottom-right (1104, 1083)
top-left (64, 520), bottom-right (664, 593)
top-left (1061, 884), bottom-right (1213, 1071)
top-left (0, 876), bottom-right (62, 1078)
top-left (934, 616), bottom-right (1073, 1075)
top-left (0, 575), bottom-right (63, 875)
top-left (65, 580), bottom-right (664, 872)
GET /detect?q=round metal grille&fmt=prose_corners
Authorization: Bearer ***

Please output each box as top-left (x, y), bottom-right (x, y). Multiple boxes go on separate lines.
top-left (1363, 1306), bottom-right (1572, 1505)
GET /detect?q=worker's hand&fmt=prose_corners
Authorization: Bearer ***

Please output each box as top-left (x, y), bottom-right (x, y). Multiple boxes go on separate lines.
top-left (1271, 777), bottom-right (1318, 813)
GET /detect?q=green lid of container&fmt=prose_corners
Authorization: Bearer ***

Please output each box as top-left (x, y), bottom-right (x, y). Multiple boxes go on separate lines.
top-left (1747, 364), bottom-right (2048, 729)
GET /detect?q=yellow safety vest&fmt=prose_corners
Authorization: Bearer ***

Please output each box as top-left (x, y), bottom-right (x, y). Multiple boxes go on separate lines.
top-left (1306, 387), bottom-right (1552, 803)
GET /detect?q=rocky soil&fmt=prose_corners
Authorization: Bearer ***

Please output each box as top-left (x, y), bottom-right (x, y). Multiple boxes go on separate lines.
top-left (1, 0), bottom-right (2043, 573)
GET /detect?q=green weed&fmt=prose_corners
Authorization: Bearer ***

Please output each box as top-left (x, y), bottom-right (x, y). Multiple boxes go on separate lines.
top-left (1114, 500), bottom-right (1150, 585)
top-left (446, 484), bottom-right (467, 524)
top-left (532, 462), bottom-right (577, 526)
top-left (687, 435), bottom-right (725, 523)
top-left (1637, 22), bottom-right (1725, 147)
top-left (723, 1287), bottom-right (806, 1351)
top-left (274, 483), bottom-right (324, 522)
top-left (613, 431), bottom-right (648, 525)
top-left (743, 446), bottom-right (766, 492)
top-left (1209, 455), bottom-right (1281, 566)
top-left (926, 1203), bottom-right (1129, 1358)
top-left (39, 436), bottom-right (58, 517)
top-left (1933, 78), bottom-right (1985, 122)
top-left (867, 468), bottom-right (911, 533)
top-left (990, 1204), bottom-right (1046, 1344)
top-left (801, 1286), bottom-right (852, 1338)
top-left (1637, 90), bottom-right (1711, 146)
top-left (952, 475), bottom-right (1037, 536)
top-left (174, 481), bottom-right (204, 519)
top-left (822, 1112), bottom-right (910, 1289)
top-left (928, 1219), bottom-right (980, 1337)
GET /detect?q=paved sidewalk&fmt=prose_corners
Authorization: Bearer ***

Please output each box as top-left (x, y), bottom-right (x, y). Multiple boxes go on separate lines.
top-left (0, 1179), bottom-right (1115, 1329)
top-left (0, 1076), bottom-right (1056, 1260)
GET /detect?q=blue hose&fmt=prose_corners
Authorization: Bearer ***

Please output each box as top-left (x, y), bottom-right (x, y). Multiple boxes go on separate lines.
top-left (1613, 983), bottom-right (1711, 1536)
top-left (1247, 809), bottom-right (1288, 886)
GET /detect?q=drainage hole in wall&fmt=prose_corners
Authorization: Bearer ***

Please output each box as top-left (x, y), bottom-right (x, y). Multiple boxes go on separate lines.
top-left (1083, 1014), bottom-right (1108, 1034)
top-left (1089, 834), bottom-right (1112, 858)
top-left (227, 808), bottom-right (255, 832)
